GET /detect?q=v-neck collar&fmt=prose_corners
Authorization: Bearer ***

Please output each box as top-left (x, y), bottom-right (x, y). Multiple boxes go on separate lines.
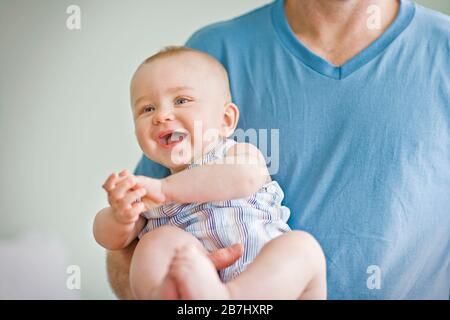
top-left (271, 0), bottom-right (416, 80)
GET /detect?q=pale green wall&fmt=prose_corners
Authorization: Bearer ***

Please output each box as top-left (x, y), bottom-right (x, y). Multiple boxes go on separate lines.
top-left (416, 0), bottom-right (450, 13)
top-left (0, 0), bottom-right (448, 299)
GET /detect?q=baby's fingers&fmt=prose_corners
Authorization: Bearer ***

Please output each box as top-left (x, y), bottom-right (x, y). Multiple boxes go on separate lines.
top-left (120, 201), bottom-right (146, 224)
top-left (102, 173), bottom-right (118, 192)
top-left (120, 188), bottom-right (147, 210)
top-left (102, 170), bottom-right (131, 192)
top-left (118, 169), bottom-right (130, 178)
top-left (111, 175), bottom-right (138, 200)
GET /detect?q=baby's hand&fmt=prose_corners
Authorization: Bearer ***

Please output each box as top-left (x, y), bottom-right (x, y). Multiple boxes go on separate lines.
top-left (102, 170), bottom-right (161, 224)
top-left (134, 175), bottom-right (166, 209)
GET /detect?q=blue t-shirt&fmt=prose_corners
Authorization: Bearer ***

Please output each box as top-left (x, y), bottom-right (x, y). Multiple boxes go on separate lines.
top-left (135, 0), bottom-right (450, 299)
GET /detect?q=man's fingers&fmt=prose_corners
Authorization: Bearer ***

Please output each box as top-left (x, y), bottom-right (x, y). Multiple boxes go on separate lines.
top-left (208, 243), bottom-right (244, 270)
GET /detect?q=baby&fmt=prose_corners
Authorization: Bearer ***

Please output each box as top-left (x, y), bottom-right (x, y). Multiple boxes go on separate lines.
top-left (93, 46), bottom-right (326, 299)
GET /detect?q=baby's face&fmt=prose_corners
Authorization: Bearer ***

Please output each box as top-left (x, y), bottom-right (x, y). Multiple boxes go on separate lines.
top-left (130, 53), bottom-right (229, 173)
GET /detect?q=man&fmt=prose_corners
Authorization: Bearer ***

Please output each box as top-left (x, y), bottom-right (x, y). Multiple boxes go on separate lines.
top-left (108, 0), bottom-right (450, 299)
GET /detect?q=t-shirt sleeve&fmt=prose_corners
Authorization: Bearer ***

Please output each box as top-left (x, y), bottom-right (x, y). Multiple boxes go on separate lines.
top-left (185, 26), bottom-right (215, 50)
top-left (184, 23), bottom-right (227, 62)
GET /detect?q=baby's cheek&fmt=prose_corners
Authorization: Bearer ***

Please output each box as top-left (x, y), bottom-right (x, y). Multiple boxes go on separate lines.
top-left (135, 131), bottom-right (154, 156)
top-left (135, 122), bottom-right (151, 140)
top-left (135, 131), bottom-right (147, 147)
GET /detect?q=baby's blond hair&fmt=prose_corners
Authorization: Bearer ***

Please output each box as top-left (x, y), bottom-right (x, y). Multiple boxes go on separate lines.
top-left (137, 46), bottom-right (232, 103)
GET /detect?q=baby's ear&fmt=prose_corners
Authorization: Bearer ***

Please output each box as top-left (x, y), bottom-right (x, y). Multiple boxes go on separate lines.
top-left (221, 102), bottom-right (239, 138)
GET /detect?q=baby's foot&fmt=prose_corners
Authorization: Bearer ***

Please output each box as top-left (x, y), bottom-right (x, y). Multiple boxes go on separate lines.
top-left (168, 245), bottom-right (231, 300)
top-left (151, 272), bottom-right (179, 300)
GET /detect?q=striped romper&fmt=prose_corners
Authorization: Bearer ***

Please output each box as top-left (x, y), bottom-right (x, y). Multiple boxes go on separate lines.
top-left (138, 138), bottom-right (291, 282)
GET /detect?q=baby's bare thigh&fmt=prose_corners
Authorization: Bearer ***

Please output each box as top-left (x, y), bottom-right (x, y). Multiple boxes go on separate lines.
top-left (136, 225), bottom-right (206, 258)
top-left (130, 225), bottom-right (206, 297)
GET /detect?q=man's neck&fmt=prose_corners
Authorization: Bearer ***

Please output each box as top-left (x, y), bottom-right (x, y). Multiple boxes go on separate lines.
top-left (285, 0), bottom-right (400, 66)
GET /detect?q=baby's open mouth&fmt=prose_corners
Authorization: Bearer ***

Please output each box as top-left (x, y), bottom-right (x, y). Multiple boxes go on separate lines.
top-left (158, 130), bottom-right (188, 147)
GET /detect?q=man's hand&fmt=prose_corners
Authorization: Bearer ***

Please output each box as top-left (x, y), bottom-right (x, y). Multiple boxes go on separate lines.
top-left (102, 170), bottom-right (164, 224)
top-left (208, 243), bottom-right (244, 270)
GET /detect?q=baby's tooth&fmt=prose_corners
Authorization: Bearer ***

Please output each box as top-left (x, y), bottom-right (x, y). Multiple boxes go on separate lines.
top-left (170, 132), bottom-right (185, 142)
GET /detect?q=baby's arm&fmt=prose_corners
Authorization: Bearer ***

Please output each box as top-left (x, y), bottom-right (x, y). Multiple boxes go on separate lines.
top-left (161, 142), bottom-right (270, 203)
top-left (93, 206), bottom-right (146, 250)
top-left (93, 170), bottom-right (165, 250)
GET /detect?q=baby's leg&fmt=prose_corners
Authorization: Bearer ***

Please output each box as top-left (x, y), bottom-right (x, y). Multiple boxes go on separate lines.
top-left (168, 230), bottom-right (326, 300)
top-left (227, 230), bottom-right (327, 300)
top-left (129, 225), bottom-right (206, 299)
top-left (168, 245), bottom-right (231, 299)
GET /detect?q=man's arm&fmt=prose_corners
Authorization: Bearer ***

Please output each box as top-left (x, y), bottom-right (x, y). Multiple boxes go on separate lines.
top-left (161, 143), bottom-right (270, 203)
top-left (106, 240), bottom-right (138, 300)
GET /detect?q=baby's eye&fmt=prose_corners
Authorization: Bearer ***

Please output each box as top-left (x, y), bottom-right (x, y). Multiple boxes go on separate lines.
top-left (143, 105), bottom-right (155, 113)
top-left (175, 97), bottom-right (189, 105)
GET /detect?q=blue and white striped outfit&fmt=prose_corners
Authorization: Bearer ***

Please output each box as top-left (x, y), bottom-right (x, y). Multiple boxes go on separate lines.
top-left (139, 138), bottom-right (291, 282)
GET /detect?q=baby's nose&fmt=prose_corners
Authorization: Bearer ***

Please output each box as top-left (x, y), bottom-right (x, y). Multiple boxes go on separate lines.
top-left (153, 108), bottom-right (174, 124)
